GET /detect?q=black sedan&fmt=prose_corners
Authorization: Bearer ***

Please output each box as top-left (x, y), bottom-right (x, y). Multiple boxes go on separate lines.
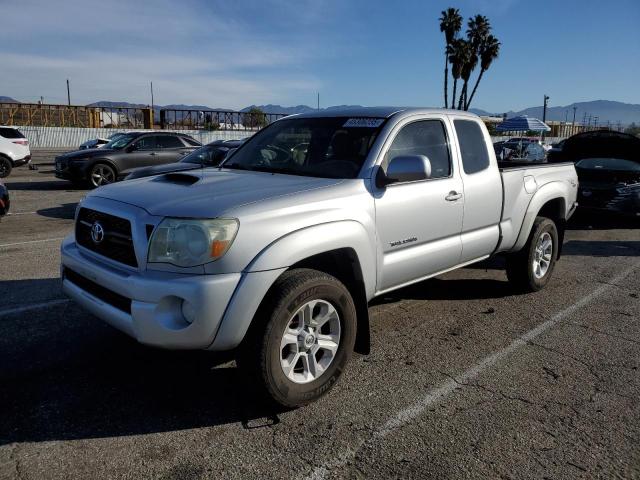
top-left (576, 157), bottom-right (640, 216)
top-left (125, 139), bottom-right (244, 180)
top-left (55, 132), bottom-right (201, 188)
top-left (0, 180), bottom-right (9, 217)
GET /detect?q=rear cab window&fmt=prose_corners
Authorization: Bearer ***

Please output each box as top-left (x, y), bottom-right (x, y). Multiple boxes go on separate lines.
top-left (454, 119), bottom-right (490, 174)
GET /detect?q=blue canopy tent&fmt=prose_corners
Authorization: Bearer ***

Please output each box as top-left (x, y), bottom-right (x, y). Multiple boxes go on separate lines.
top-left (496, 115), bottom-right (550, 133)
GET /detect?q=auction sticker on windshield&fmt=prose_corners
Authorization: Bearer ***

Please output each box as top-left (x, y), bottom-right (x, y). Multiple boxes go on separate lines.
top-left (343, 118), bottom-right (385, 128)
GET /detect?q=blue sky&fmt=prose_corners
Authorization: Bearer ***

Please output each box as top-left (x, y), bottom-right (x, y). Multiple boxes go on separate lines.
top-left (1, 0), bottom-right (638, 112)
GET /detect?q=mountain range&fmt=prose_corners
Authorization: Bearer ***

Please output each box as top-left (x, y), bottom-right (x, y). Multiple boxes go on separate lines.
top-left (2, 97), bottom-right (638, 126)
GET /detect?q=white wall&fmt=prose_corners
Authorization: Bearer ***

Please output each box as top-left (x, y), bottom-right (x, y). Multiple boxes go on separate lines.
top-left (15, 126), bottom-right (254, 149)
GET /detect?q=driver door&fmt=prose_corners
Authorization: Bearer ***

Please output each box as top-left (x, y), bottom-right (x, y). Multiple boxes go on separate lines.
top-left (125, 135), bottom-right (160, 170)
top-left (374, 118), bottom-right (464, 292)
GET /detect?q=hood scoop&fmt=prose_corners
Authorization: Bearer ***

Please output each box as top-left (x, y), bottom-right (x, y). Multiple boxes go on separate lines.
top-left (155, 172), bottom-right (200, 185)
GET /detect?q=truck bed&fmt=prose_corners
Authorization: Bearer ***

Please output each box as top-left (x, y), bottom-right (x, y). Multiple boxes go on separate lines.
top-left (497, 162), bottom-right (577, 253)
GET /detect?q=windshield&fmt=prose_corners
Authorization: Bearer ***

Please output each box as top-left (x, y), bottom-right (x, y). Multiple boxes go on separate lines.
top-left (181, 145), bottom-right (229, 166)
top-left (220, 117), bottom-right (385, 179)
top-left (577, 158), bottom-right (640, 171)
top-left (103, 133), bottom-right (137, 150)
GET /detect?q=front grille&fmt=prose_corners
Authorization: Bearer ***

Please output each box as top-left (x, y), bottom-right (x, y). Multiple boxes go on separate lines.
top-left (76, 208), bottom-right (138, 267)
top-left (64, 268), bottom-right (132, 314)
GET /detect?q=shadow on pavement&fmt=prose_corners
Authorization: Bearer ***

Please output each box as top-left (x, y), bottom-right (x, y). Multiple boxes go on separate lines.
top-left (37, 202), bottom-right (78, 220)
top-left (568, 209), bottom-right (639, 230)
top-left (370, 276), bottom-right (517, 307)
top-left (0, 278), bottom-right (287, 446)
top-left (4, 179), bottom-right (85, 192)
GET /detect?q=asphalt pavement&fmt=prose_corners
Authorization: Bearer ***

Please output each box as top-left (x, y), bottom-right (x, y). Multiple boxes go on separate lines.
top-left (1, 166), bottom-right (639, 479)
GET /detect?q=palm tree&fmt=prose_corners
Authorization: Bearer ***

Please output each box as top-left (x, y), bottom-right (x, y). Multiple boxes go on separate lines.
top-left (448, 38), bottom-right (468, 110)
top-left (458, 41), bottom-right (477, 110)
top-left (467, 15), bottom-right (490, 52)
top-left (466, 34), bottom-right (500, 110)
top-left (460, 15), bottom-right (490, 110)
top-left (439, 8), bottom-right (462, 108)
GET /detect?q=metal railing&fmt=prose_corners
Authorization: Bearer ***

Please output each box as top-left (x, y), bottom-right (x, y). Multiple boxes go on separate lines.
top-left (159, 109), bottom-right (287, 131)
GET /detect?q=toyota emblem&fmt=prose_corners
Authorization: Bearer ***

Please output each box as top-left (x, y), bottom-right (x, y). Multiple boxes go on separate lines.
top-left (90, 221), bottom-right (105, 244)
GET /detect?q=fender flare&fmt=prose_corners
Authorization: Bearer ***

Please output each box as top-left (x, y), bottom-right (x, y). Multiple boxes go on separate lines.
top-left (246, 220), bottom-right (376, 298)
top-left (209, 220), bottom-right (376, 351)
top-left (511, 181), bottom-right (569, 252)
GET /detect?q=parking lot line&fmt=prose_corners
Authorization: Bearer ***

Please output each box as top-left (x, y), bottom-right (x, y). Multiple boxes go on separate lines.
top-left (0, 298), bottom-right (70, 318)
top-left (306, 260), bottom-right (640, 480)
top-left (0, 237), bottom-right (64, 248)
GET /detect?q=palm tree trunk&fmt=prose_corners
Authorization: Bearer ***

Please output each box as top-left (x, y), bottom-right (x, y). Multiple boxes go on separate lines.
top-left (457, 81), bottom-right (467, 110)
top-left (451, 78), bottom-right (458, 110)
top-left (465, 69), bottom-right (485, 110)
top-left (443, 53), bottom-right (449, 108)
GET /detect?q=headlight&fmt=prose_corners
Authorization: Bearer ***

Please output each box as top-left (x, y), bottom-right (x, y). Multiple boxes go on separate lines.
top-left (148, 218), bottom-right (239, 267)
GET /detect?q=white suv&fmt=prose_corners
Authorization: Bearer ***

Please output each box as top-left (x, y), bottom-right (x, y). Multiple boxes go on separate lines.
top-left (0, 127), bottom-right (31, 177)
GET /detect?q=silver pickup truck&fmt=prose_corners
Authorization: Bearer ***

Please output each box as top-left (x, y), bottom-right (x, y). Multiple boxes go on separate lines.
top-left (61, 107), bottom-right (578, 406)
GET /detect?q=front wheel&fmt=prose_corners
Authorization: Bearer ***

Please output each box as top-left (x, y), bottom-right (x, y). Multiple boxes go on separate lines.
top-left (238, 268), bottom-right (357, 407)
top-left (0, 157), bottom-right (12, 178)
top-left (88, 163), bottom-right (116, 189)
top-left (506, 217), bottom-right (558, 292)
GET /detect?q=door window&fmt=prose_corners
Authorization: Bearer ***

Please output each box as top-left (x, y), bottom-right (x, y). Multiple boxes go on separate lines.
top-left (385, 120), bottom-right (451, 179)
top-left (454, 120), bottom-right (490, 174)
top-left (156, 136), bottom-right (185, 149)
top-left (133, 136), bottom-right (157, 150)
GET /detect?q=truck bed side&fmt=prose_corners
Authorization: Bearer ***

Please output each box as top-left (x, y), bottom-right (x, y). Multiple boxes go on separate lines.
top-left (497, 162), bottom-right (578, 253)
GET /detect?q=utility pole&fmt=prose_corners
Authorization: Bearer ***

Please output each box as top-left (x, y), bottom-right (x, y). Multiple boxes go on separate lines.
top-left (150, 81), bottom-right (154, 112)
top-left (317, 92), bottom-right (320, 110)
top-left (66, 79), bottom-right (71, 106)
top-left (571, 106), bottom-right (577, 135)
top-left (542, 95), bottom-right (550, 140)
top-left (594, 116), bottom-right (599, 129)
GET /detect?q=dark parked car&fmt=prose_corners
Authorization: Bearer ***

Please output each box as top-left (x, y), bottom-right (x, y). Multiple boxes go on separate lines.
top-left (0, 180), bottom-right (9, 217)
top-left (125, 139), bottom-right (244, 180)
top-left (575, 157), bottom-right (640, 216)
top-left (548, 130), bottom-right (640, 216)
top-left (55, 132), bottom-right (201, 188)
top-left (547, 130), bottom-right (640, 163)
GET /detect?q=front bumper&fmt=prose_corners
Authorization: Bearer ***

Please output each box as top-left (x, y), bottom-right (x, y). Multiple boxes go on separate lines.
top-left (61, 236), bottom-right (242, 349)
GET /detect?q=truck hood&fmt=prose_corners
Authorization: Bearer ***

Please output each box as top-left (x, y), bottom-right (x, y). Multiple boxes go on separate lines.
top-left (90, 169), bottom-right (343, 217)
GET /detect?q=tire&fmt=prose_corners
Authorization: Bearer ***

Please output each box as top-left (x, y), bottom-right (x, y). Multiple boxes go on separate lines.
top-left (506, 217), bottom-right (558, 292)
top-left (0, 157), bottom-right (12, 178)
top-left (238, 268), bottom-right (357, 408)
top-left (88, 163), bottom-right (116, 189)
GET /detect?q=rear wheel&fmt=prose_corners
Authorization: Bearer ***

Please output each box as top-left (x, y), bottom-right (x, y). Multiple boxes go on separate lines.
top-left (506, 217), bottom-right (558, 292)
top-left (0, 157), bottom-right (12, 178)
top-left (238, 268), bottom-right (357, 407)
top-left (88, 163), bottom-right (116, 188)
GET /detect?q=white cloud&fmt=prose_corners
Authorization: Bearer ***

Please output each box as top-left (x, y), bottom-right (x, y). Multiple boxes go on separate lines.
top-left (0, 0), bottom-right (331, 108)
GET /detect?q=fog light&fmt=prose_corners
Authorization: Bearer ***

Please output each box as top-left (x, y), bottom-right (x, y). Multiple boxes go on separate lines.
top-left (181, 300), bottom-right (196, 324)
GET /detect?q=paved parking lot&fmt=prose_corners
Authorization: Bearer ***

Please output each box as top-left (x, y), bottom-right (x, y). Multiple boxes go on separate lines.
top-left (1, 166), bottom-right (639, 479)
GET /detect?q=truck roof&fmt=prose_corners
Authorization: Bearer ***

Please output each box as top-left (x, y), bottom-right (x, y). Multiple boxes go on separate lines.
top-left (292, 106), bottom-right (478, 119)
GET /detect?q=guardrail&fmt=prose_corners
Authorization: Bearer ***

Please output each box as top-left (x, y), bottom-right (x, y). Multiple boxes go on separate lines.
top-left (159, 109), bottom-right (287, 131)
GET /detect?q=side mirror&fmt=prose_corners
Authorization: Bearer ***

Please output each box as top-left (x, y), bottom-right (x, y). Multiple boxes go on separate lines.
top-left (376, 155), bottom-right (431, 188)
top-left (125, 143), bottom-right (137, 153)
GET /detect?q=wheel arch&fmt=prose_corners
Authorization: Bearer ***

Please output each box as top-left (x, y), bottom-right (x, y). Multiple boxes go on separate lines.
top-left (210, 221), bottom-right (376, 354)
top-left (512, 182), bottom-right (569, 256)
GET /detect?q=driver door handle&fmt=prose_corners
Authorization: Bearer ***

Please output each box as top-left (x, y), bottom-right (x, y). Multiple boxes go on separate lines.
top-left (149, 152), bottom-right (157, 156)
top-left (445, 191), bottom-right (462, 201)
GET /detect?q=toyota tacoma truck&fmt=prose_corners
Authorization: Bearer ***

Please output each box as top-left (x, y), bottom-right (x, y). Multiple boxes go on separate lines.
top-left (61, 107), bottom-right (578, 407)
